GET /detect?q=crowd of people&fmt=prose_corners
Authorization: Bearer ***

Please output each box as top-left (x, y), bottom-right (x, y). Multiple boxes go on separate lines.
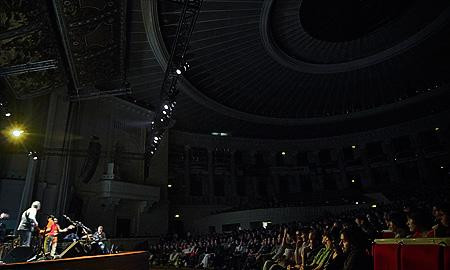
top-left (149, 196), bottom-right (449, 270)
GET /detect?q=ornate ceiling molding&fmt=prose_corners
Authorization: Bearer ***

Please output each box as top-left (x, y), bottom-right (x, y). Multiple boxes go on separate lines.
top-left (260, 0), bottom-right (450, 74)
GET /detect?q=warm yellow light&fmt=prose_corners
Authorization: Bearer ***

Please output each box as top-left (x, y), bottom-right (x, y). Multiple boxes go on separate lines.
top-left (12, 129), bottom-right (24, 137)
top-left (3, 124), bottom-right (27, 143)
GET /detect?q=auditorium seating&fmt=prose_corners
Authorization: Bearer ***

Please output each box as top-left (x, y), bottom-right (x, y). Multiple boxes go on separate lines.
top-left (373, 238), bottom-right (450, 270)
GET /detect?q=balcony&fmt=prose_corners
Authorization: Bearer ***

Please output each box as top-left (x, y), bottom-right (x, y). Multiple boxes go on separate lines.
top-left (96, 180), bottom-right (160, 203)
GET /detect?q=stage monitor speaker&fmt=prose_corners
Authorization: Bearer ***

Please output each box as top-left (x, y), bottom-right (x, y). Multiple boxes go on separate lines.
top-left (58, 241), bottom-right (87, 258)
top-left (2, 246), bottom-right (34, 263)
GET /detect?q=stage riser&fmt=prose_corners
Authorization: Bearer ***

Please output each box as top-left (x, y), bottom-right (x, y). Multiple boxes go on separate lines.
top-left (0, 251), bottom-right (148, 270)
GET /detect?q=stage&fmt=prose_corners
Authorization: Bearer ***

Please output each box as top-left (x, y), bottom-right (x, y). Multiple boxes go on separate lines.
top-left (0, 251), bottom-right (149, 270)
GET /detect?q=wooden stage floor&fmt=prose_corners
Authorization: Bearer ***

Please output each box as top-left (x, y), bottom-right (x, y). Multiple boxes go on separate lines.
top-left (0, 251), bottom-right (149, 270)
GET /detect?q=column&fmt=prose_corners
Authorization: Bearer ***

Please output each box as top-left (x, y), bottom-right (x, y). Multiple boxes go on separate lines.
top-left (16, 156), bottom-right (38, 232)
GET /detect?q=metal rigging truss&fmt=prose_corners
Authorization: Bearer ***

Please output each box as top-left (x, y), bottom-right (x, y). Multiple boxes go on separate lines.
top-left (146, 0), bottom-right (204, 159)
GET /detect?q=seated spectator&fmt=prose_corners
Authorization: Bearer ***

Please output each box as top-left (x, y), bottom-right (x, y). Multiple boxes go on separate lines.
top-left (302, 233), bottom-right (333, 270)
top-left (301, 230), bottom-right (321, 268)
top-left (388, 212), bottom-right (408, 238)
top-left (323, 241), bottom-right (344, 270)
top-left (432, 203), bottom-right (450, 237)
top-left (406, 210), bottom-right (434, 238)
top-left (340, 228), bottom-right (371, 270)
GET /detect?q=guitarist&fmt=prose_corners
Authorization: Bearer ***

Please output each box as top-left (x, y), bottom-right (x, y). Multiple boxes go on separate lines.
top-left (46, 217), bottom-right (75, 257)
top-left (43, 215), bottom-right (55, 255)
top-left (17, 201), bottom-right (41, 247)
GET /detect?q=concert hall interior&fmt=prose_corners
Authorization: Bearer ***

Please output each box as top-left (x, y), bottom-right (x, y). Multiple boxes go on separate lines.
top-left (1, 0), bottom-right (450, 269)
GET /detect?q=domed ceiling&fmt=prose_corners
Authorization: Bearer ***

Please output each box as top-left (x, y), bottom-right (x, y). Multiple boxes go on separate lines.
top-left (139, 0), bottom-right (450, 139)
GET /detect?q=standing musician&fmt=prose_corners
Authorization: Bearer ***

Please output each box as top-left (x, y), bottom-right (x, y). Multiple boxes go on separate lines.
top-left (42, 215), bottom-right (55, 255)
top-left (17, 201), bottom-right (41, 247)
top-left (45, 217), bottom-right (75, 257)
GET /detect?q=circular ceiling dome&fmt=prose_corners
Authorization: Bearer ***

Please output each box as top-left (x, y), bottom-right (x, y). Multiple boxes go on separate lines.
top-left (299, 0), bottom-right (414, 42)
top-left (155, 0), bottom-right (450, 128)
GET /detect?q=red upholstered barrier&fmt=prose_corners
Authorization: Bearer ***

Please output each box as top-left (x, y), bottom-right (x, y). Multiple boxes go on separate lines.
top-left (373, 244), bottom-right (399, 270)
top-left (400, 245), bottom-right (441, 270)
top-left (444, 246), bottom-right (450, 270)
top-left (382, 231), bottom-right (395, 238)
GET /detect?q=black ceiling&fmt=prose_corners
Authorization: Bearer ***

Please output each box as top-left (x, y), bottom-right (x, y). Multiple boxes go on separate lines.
top-left (3, 0), bottom-right (450, 139)
top-left (147, 0), bottom-right (450, 138)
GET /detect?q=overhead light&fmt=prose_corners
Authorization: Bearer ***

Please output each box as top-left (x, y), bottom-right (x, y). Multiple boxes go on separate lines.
top-left (168, 184), bottom-right (172, 188)
top-left (175, 69), bottom-right (182, 75)
top-left (351, 145), bottom-right (356, 149)
top-left (163, 105), bottom-right (169, 110)
top-left (211, 132), bottom-right (220, 136)
top-left (281, 152), bottom-right (286, 156)
top-left (355, 202), bottom-right (359, 205)
top-left (154, 136), bottom-right (159, 141)
top-left (371, 204), bottom-right (377, 208)
top-left (174, 214), bottom-right (180, 218)
top-left (33, 156), bottom-right (38, 160)
top-left (351, 179), bottom-right (355, 183)
top-left (220, 132), bottom-right (228, 136)
top-left (441, 166), bottom-right (445, 169)
top-left (11, 129), bottom-right (24, 137)
top-left (435, 127), bottom-right (440, 131)
top-left (4, 112), bottom-right (11, 117)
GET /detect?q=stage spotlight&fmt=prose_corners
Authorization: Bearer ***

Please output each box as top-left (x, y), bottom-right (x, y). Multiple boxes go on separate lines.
top-left (162, 110), bottom-right (167, 115)
top-left (351, 179), bottom-right (355, 183)
top-left (175, 68), bottom-right (182, 75)
top-left (33, 156), bottom-right (38, 160)
top-left (174, 214), bottom-right (180, 218)
top-left (168, 184), bottom-right (172, 188)
top-left (355, 201), bottom-right (359, 205)
top-left (281, 152), bottom-right (286, 156)
top-left (164, 104), bottom-right (169, 110)
top-left (351, 145), bottom-right (356, 149)
top-left (11, 129), bottom-right (24, 137)
top-left (5, 112), bottom-right (11, 117)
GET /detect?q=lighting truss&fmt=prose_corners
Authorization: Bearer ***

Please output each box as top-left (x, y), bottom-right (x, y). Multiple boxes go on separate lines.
top-left (145, 0), bottom-right (203, 159)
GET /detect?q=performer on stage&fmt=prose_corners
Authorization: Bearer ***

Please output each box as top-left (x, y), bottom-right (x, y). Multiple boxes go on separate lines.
top-left (43, 215), bottom-right (55, 255)
top-left (17, 201), bottom-right (40, 247)
top-left (0, 212), bottom-right (9, 243)
top-left (47, 217), bottom-right (74, 257)
top-left (92, 225), bottom-right (107, 254)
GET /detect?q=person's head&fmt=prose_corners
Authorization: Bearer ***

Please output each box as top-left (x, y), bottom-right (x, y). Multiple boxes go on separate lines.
top-left (53, 218), bottom-right (58, 224)
top-left (0, 212), bottom-right (9, 220)
top-left (47, 215), bottom-right (54, 222)
top-left (322, 233), bottom-right (332, 249)
top-left (407, 210), bottom-right (431, 233)
top-left (31, 201), bottom-right (41, 210)
top-left (97, 226), bottom-right (103, 233)
top-left (340, 228), bottom-right (365, 253)
top-left (388, 212), bottom-right (407, 233)
top-left (355, 216), bottom-right (365, 226)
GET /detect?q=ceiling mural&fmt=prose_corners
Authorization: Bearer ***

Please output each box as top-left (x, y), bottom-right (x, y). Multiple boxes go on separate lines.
top-left (0, 0), bottom-right (64, 99)
top-left (53, 0), bottom-right (128, 99)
